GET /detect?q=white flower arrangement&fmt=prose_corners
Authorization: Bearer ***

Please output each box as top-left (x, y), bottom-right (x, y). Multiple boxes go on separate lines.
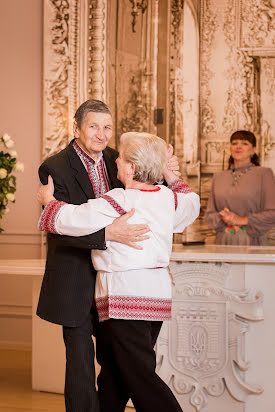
top-left (0, 133), bottom-right (24, 232)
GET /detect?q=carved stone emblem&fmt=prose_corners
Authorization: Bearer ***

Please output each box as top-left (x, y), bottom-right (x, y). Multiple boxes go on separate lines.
top-left (156, 262), bottom-right (264, 411)
top-left (170, 301), bottom-right (227, 379)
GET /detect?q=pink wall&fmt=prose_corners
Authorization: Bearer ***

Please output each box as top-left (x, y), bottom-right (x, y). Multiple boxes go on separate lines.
top-left (0, 0), bottom-right (43, 258)
top-left (0, 0), bottom-right (43, 348)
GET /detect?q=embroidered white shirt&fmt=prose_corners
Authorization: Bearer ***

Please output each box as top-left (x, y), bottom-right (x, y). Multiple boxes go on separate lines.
top-left (38, 182), bottom-right (200, 321)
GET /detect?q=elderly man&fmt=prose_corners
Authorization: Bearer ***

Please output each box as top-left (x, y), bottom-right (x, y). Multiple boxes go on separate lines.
top-left (37, 99), bottom-right (152, 412)
top-left (37, 99), bottom-right (179, 412)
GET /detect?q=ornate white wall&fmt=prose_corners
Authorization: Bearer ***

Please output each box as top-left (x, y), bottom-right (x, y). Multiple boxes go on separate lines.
top-left (42, 0), bottom-right (275, 244)
top-left (199, 0), bottom-right (275, 243)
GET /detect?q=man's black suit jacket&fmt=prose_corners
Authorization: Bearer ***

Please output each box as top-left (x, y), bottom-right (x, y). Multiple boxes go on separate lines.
top-left (37, 139), bottom-right (123, 327)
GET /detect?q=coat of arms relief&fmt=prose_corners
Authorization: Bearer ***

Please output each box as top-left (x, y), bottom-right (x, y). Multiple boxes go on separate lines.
top-left (156, 262), bottom-right (264, 411)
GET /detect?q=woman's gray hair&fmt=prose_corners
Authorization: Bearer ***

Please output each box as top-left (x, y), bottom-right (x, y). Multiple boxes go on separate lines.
top-left (120, 132), bottom-right (167, 184)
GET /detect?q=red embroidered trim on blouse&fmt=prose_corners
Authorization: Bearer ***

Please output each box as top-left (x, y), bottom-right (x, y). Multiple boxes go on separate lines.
top-left (168, 179), bottom-right (192, 194)
top-left (96, 295), bottom-right (172, 322)
top-left (138, 187), bottom-right (161, 192)
top-left (38, 200), bottom-right (66, 234)
top-left (102, 194), bottom-right (127, 216)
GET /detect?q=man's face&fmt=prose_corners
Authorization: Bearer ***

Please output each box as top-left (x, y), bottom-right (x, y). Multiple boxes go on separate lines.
top-left (74, 111), bottom-right (113, 160)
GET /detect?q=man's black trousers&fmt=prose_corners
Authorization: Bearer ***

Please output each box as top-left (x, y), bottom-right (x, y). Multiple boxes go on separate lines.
top-left (62, 309), bottom-right (100, 412)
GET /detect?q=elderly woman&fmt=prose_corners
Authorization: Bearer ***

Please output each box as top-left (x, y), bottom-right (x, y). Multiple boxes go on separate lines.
top-left (38, 132), bottom-right (200, 412)
top-left (205, 130), bottom-right (275, 245)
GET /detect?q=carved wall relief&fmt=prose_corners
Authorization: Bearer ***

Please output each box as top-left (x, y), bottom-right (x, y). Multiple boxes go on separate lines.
top-left (156, 262), bottom-right (264, 411)
top-left (181, 2), bottom-right (200, 172)
top-left (198, 0), bottom-right (275, 243)
top-left (119, 68), bottom-right (151, 134)
top-left (200, 0), bottom-right (275, 160)
top-left (42, 0), bottom-right (274, 243)
top-left (201, 140), bottom-right (230, 172)
top-left (43, 0), bottom-right (72, 159)
top-left (241, 0), bottom-right (275, 48)
top-left (169, 1), bottom-right (184, 162)
top-left (260, 57), bottom-right (275, 169)
top-left (43, 0), bottom-right (107, 158)
top-left (199, 0), bottom-right (218, 139)
top-left (109, 0), bottom-right (158, 146)
top-left (86, 0), bottom-right (107, 100)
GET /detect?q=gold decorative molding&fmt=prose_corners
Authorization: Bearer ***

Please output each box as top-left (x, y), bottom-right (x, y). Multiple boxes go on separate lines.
top-left (87, 0), bottom-right (107, 100)
top-left (129, 0), bottom-right (148, 33)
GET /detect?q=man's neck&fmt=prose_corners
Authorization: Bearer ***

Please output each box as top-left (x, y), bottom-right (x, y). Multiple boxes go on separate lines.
top-left (74, 140), bottom-right (101, 162)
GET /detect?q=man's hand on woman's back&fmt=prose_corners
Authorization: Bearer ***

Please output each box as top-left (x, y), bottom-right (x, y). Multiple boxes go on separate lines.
top-left (105, 208), bottom-right (150, 250)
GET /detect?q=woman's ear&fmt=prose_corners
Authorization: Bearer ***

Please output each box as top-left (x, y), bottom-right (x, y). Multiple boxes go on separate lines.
top-left (130, 162), bottom-right (135, 176)
top-left (73, 121), bottom-right (79, 139)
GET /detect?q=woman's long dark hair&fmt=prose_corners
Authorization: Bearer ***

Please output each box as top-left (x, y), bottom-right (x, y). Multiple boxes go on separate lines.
top-left (228, 130), bottom-right (260, 169)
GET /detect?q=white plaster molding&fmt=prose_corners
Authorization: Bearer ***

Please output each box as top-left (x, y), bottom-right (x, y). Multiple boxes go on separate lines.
top-left (240, 47), bottom-right (275, 57)
top-left (0, 232), bottom-right (41, 245)
top-left (241, 0), bottom-right (275, 48)
top-left (43, 0), bottom-right (108, 158)
top-left (169, 0), bottom-right (184, 150)
top-left (0, 303), bottom-right (32, 319)
top-left (87, 0), bottom-right (107, 100)
top-left (156, 261), bottom-right (264, 411)
top-left (0, 260), bottom-right (45, 276)
top-left (199, 0), bottom-right (218, 137)
top-left (0, 341), bottom-right (32, 351)
top-left (68, 0), bottom-right (79, 136)
top-left (119, 1), bottom-right (158, 136)
top-left (43, 0), bottom-right (71, 159)
top-left (170, 244), bottom-right (275, 263)
top-left (78, 0), bottom-right (89, 105)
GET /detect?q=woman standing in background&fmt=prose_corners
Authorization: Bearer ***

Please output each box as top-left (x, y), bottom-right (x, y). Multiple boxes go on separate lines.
top-left (205, 130), bottom-right (275, 245)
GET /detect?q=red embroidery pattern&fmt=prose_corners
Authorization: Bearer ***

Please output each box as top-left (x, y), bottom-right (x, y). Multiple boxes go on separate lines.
top-left (102, 194), bottom-right (127, 216)
top-left (168, 179), bottom-right (192, 194)
top-left (138, 187), bottom-right (161, 192)
top-left (98, 158), bottom-right (111, 195)
top-left (96, 295), bottom-right (172, 322)
top-left (73, 140), bottom-right (110, 198)
top-left (38, 200), bottom-right (66, 233)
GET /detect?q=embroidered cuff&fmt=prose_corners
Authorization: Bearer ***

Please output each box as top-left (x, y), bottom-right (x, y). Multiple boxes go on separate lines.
top-left (38, 200), bottom-right (66, 234)
top-left (168, 179), bottom-right (193, 193)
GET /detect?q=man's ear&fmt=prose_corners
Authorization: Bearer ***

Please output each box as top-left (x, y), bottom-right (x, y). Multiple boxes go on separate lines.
top-left (73, 121), bottom-right (79, 138)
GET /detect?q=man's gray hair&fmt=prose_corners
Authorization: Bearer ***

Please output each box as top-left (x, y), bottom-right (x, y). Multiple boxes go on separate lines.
top-left (74, 99), bottom-right (111, 127)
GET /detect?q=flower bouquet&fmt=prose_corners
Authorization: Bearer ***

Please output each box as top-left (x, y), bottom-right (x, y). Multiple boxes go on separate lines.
top-left (0, 133), bottom-right (24, 232)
